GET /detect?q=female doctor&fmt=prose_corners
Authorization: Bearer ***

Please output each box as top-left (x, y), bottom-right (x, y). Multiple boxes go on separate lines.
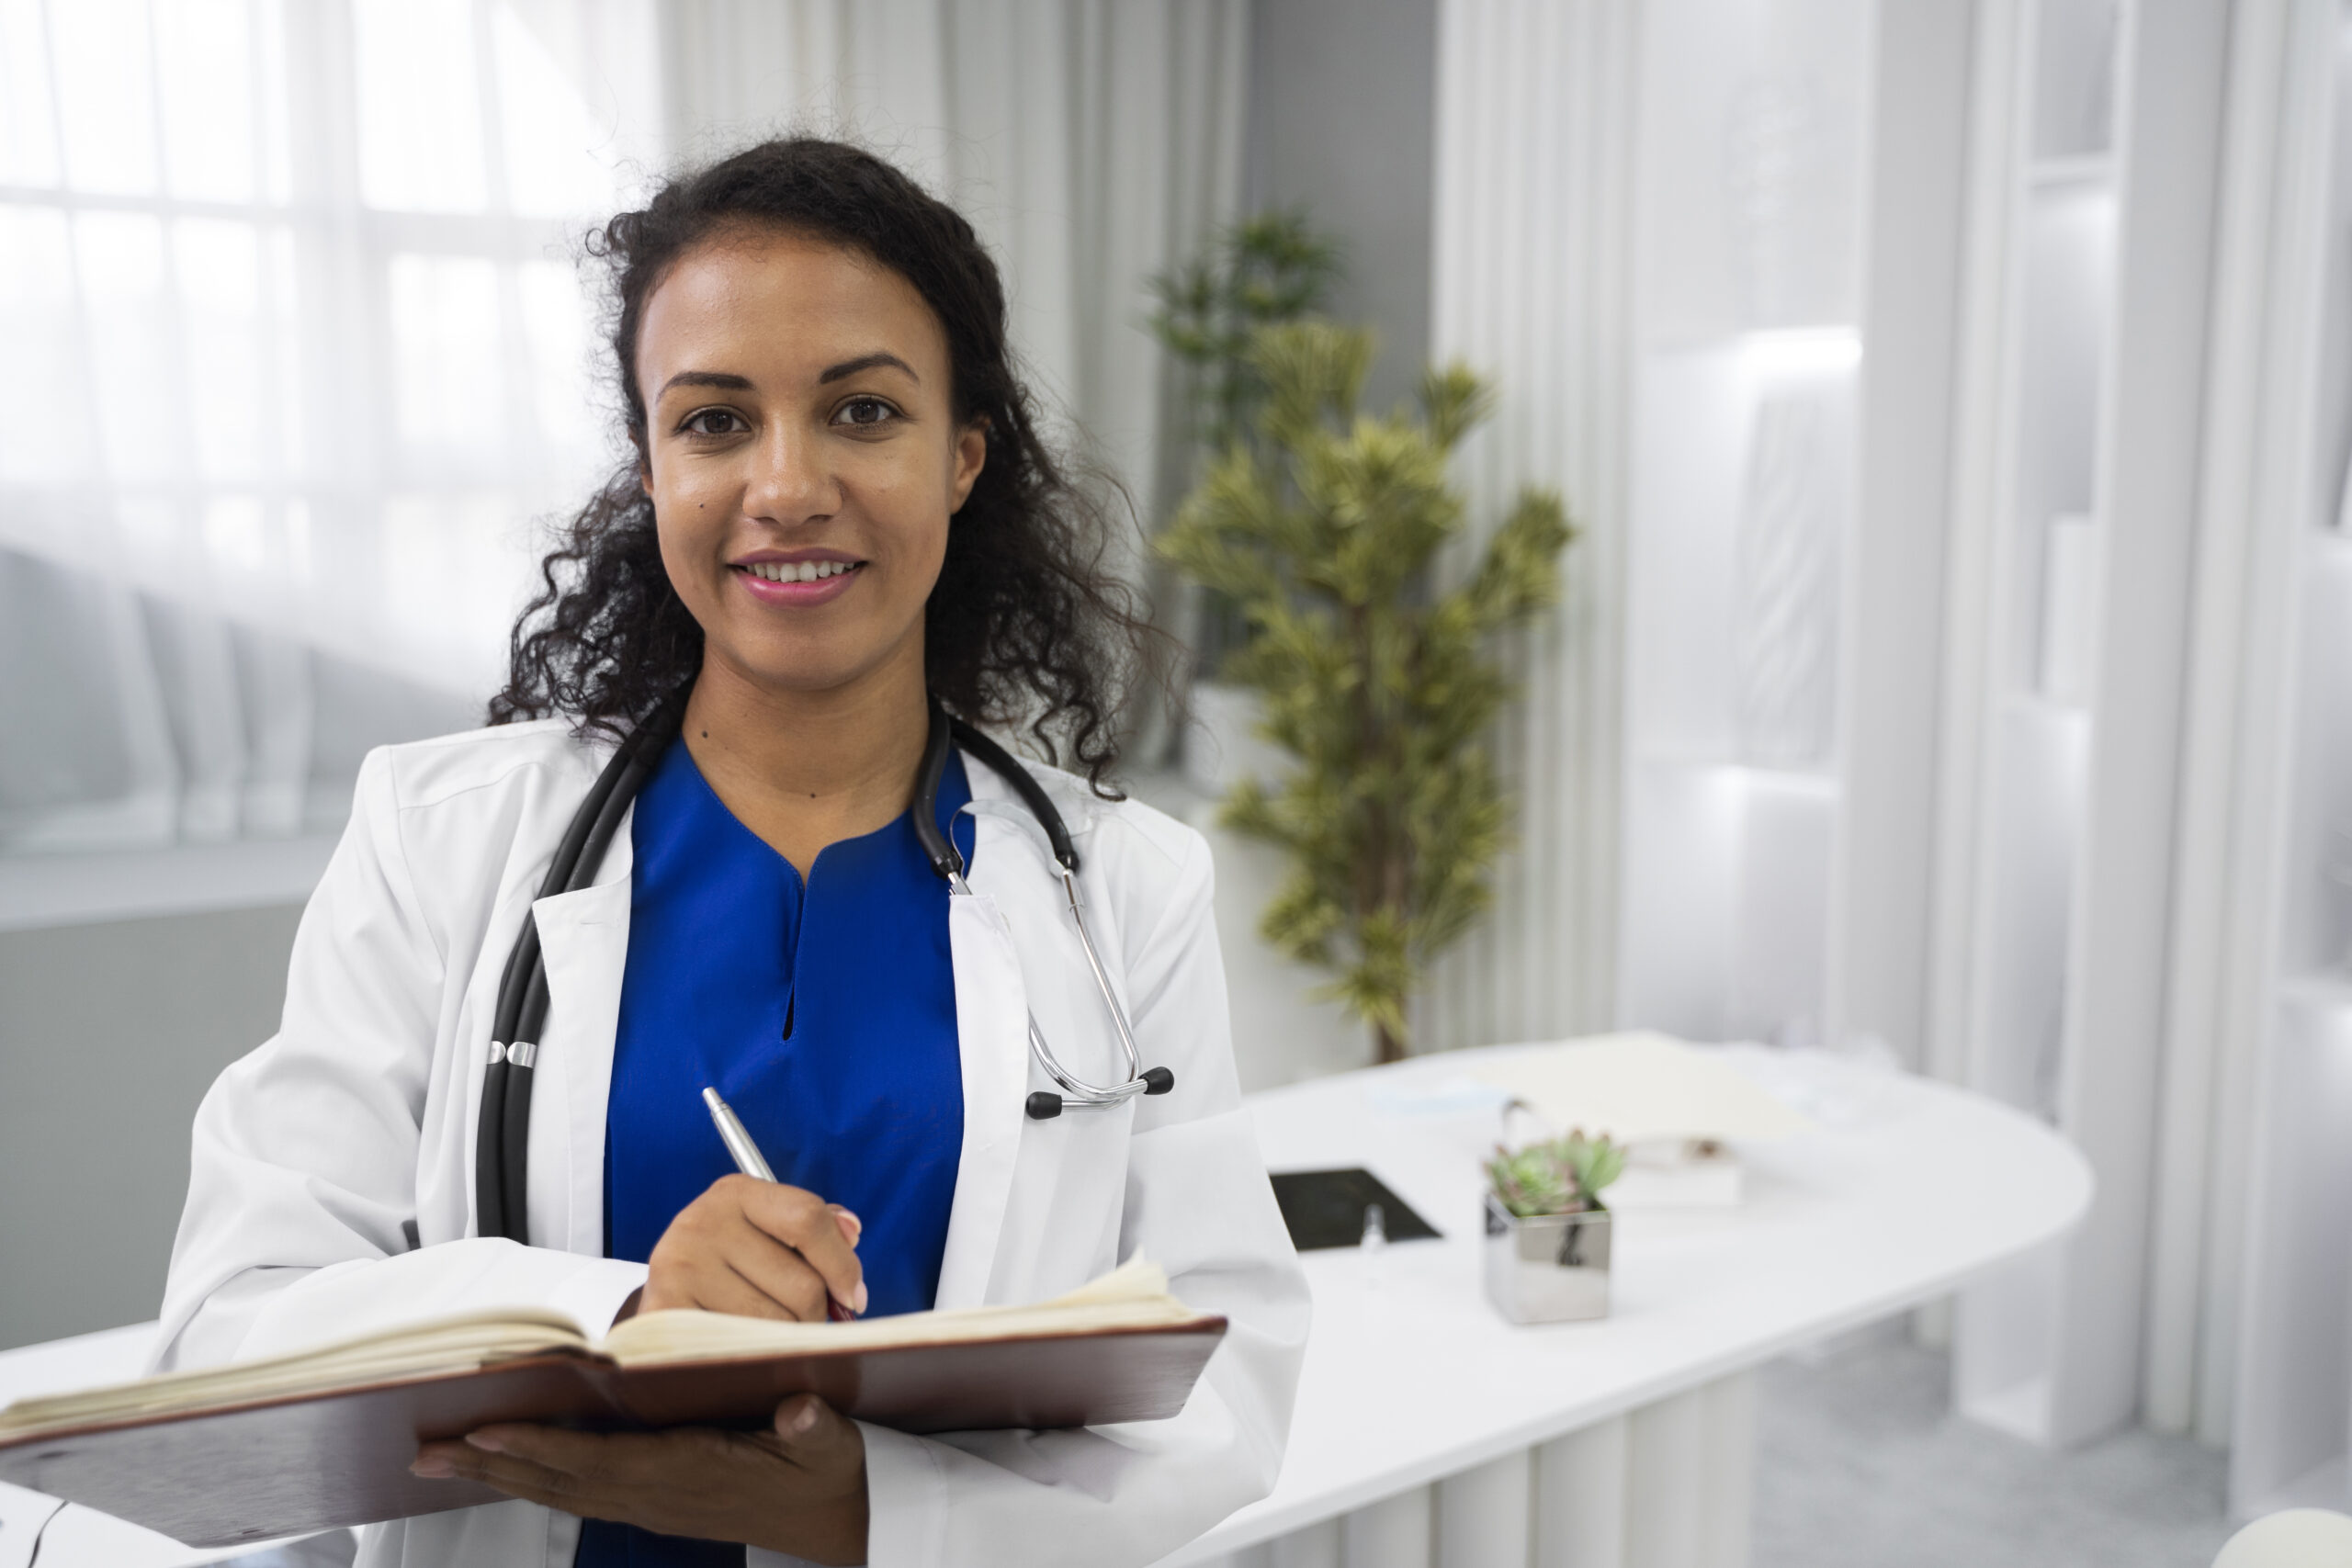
top-left (152, 138), bottom-right (1309, 1568)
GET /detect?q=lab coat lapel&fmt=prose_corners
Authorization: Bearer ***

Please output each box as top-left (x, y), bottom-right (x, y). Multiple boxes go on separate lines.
top-left (933, 753), bottom-right (1110, 1308)
top-left (526, 819), bottom-right (634, 1259)
top-left (934, 875), bottom-right (1031, 1309)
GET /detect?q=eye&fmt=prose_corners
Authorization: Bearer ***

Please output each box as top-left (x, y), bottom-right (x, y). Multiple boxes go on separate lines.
top-left (679, 407), bottom-right (747, 437)
top-left (832, 395), bottom-right (900, 429)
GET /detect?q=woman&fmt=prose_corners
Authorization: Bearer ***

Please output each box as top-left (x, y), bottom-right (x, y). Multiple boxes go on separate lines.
top-left (153, 139), bottom-right (1309, 1568)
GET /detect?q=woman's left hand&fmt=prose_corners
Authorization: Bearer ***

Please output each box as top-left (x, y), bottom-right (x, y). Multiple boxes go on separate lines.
top-left (412, 1392), bottom-right (868, 1564)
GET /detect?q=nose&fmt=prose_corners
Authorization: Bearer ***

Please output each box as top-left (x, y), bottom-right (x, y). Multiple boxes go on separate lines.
top-left (741, 418), bottom-right (841, 527)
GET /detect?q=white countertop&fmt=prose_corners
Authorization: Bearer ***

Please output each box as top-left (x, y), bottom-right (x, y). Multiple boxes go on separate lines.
top-left (1161, 1043), bottom-right (2093, 1562)
top-left (0, 1044), bottom-right (2089, 1568)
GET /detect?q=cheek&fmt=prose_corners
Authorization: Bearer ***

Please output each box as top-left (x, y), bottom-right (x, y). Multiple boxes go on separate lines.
top-left (862, 469), bottom-right (952, 571)
top-left (650, 457), bottom-right (722, 520)
top-left (649, 478), bottom-right (730, 606)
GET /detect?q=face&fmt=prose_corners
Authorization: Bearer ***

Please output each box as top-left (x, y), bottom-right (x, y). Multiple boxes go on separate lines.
top-left (634, 229), bottom-right (986, 702)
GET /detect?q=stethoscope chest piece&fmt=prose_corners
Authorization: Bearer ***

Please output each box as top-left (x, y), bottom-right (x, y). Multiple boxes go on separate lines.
top-left (911, 706), bottom-right (1175, 1121)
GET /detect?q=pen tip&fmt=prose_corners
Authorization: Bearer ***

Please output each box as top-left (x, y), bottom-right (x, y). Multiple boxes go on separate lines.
top-left (702, 1086), bottom-right (724, 1111)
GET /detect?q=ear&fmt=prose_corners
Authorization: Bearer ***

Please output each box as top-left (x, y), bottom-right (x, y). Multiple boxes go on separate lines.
top-left (949, 419), bottom-right (989, 514)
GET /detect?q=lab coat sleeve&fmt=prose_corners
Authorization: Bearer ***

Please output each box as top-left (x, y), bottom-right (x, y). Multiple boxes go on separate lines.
top-left (838, 828), bottom-right (1311, 1568)
top-left (151, 748), bottom-right (646, 1373)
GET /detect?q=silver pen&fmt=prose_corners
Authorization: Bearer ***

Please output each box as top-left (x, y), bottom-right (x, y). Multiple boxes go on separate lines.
top-left (702, 1087), bottom-right (778, 1181)
top-left (702, 1087), bottom-right (855, 1320)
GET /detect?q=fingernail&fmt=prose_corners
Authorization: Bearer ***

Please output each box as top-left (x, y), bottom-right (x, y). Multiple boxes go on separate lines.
top-left (411, 1456), bottom-right (456, 1478)
top-left (853, 1280), bottom-right (868, 1314)
top-left (464, 1431), bottom-right (507, 1453)
top-left (831, 1207), bottom-right (863, 1244)
top-left (790, 1401), bottom-right (820, 1436)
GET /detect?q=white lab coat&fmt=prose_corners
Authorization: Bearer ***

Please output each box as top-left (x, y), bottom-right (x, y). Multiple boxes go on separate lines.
top-left (153, 718), bottom-right (1309, 1568)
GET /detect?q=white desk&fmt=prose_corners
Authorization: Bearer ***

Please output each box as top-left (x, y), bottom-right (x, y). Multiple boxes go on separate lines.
top-left (1, 1045), bottom-right (2086, 1568)
top-left (1164, 1043), bottom-right (2092, 1568)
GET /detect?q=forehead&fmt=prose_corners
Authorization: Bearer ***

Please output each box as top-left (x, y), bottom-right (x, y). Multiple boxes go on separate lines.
top-left (634, 228), bottom-right (947, 382)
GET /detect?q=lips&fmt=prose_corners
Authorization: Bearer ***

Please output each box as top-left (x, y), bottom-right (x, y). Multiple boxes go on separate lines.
top-left (730, 557), bottom-right (865, 607)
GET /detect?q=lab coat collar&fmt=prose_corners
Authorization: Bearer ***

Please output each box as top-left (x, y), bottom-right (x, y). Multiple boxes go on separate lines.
top-left (957, 739), bottom-right (1101, 853)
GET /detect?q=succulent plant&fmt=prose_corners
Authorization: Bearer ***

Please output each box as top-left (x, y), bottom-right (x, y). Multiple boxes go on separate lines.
top-left (1486, 1131), bottom-right (1626, 1218)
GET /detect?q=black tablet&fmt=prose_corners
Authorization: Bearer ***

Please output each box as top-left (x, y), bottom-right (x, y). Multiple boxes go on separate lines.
top-left (1268, 1168), bottom-right (1442, 1250)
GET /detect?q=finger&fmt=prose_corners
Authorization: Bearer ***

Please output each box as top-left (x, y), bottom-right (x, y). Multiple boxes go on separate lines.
top-left (464, 1423), bottom-right (618, 1475)
top-left (651, 1247), bottom-right (807, 1321)
top-left (732, 1181), bottom-right (866, 1314)
top-left (734, 1183), bottom-right (865, 1314)
top-left (728, 1256), bottom-right (828, 1325)
top-left (432, 1448), bottom-right (605, 1515)
top-left (716, 1211), bottom-right (833, 1321)
top-left (770, 1393), bottom-right (859, 1462)
top-left (829, 1204), bottom-right (863, 1247)
top-left (412, 1434), bottom-right (593, 1506)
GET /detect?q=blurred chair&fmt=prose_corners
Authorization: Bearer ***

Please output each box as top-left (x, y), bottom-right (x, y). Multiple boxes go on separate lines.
top-left (0, 547), bottom-right (476, 859)
top-left (2213, 1508), bottom-right (2352, 1568)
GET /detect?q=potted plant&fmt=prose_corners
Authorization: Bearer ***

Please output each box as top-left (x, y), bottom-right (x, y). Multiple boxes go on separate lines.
top-left (1482, 1131), bottom-right (1625, 1324)
top-left (1155, 321), bottom-right (1575, 1062)
top-left (1148, 210), bottom-right (1343, 791)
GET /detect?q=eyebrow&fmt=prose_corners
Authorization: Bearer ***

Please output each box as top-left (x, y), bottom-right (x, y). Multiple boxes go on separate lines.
top-left (657, 370), bottom-right (753, 398)
top-left (819, 352), bottom-right (918, 385)
top-left (654, 355), bottom-right (920, 400)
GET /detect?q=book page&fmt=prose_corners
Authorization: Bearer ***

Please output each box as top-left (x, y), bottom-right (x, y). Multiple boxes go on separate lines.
top-left (0, 1310), bottom-right (591, 1439)
top-left (601, 1258), bottom-right (1209, 1367)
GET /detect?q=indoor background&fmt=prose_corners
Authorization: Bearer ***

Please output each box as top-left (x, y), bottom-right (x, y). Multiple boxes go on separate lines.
top-left (1, 2), bottom-right (2346, 1566)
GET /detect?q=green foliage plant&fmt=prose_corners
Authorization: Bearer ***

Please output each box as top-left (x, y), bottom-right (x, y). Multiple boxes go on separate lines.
top-left (1148, 208), bottom-right (1345, 458)
top-left (1148, 210), bottom-right (1345, 675)
top-left (1156, 320), bottom-right (1575, 1063)
top-left (1486, 1132), bottom-right (1626, 1219)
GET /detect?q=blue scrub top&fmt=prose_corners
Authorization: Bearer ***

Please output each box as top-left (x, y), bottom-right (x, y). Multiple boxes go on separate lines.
top-left (577, 738), bottom-right (974, 1568)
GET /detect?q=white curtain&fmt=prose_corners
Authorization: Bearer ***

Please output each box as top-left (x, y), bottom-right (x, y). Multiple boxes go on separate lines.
top-left (0, 0), bottom-right (1244, 857)
top-left (0, 0), bottom-right (663, 852)
top-left (0, 0), bottom-right (663, 694)
top-left (1415, 0), bottom-right (1638, 1050)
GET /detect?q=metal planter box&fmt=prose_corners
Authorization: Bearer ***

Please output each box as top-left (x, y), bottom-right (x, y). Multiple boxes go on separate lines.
top-left (1482, 1192), bottom-right (1612, 1324)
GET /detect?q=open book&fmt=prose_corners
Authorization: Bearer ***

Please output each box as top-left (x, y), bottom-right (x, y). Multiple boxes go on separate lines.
top-left (0, 1260), bottom-right (1225, 1549)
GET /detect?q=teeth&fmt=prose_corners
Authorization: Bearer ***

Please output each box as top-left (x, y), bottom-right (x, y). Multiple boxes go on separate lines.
top-left (747, 560), bottom-right (854, 582)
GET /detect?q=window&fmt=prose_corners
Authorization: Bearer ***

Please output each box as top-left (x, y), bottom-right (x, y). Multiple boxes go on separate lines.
top-left (0, 0), bottom-right (658, 858)
top-left (0, 0), bottom-right (659, 695)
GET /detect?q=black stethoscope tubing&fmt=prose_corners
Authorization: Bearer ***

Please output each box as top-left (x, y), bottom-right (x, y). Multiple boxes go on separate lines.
top-left (474, 695), bottom-right (1173, 1245)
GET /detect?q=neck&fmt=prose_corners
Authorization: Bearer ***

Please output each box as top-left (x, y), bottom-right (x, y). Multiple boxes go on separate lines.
top-left (678, 642), bottom-right (932, 874)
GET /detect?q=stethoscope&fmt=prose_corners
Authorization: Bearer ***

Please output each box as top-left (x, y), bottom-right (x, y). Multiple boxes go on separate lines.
top-left (474, 692), bottom-right (1175, 1245)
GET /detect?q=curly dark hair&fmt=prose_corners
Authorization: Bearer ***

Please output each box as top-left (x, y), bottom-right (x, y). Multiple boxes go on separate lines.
top-left (488, 138), bottom-right (1150, 790)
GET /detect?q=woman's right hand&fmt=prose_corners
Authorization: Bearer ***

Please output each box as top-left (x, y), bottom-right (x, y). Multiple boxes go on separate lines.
top-left (624, 1176), bottom-right (865, 1322)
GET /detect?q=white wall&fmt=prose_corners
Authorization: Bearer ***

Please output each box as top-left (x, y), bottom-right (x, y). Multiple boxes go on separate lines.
top-left (1245, 0), bottom-right (1439, 414)
top-left (0, 905), bottom-right (302, 1350)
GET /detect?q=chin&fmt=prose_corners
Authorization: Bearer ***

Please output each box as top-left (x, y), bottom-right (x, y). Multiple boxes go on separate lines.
top-left (720, 641), bottom-right (899, 699)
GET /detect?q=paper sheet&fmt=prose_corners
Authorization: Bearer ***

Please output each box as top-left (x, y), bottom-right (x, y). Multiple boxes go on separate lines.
top-left (1471, 1032), bottom-right (1817, 1145)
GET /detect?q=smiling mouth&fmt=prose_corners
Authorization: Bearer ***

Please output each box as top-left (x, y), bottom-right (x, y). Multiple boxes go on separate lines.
top-left (734, 559), bottom-right (864, 583)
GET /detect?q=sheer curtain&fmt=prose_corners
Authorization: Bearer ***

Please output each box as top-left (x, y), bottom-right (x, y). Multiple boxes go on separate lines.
top-left (0, 0), bottom-right (1242, 859)
top-left (0, 0), bottom-right (661, 851)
